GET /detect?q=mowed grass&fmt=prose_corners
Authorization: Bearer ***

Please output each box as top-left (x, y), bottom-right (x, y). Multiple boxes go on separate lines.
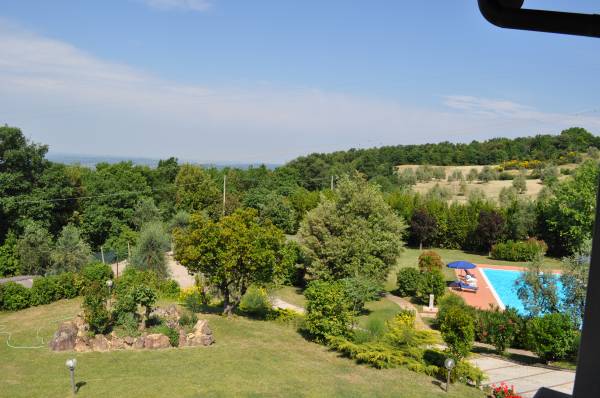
top-left (0, 299), bottom-right (484, 398)
top-left (357, 298), bottom-right (401, 329)
top-left (385, 248), bottom-right (563, 291)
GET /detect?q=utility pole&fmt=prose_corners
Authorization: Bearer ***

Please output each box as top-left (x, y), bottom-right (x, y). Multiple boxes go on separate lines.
top-left (127, 241), bottom-right (131, 261)
top-left (330, 175), bottom-right (334, 191)
top-left (100, 246), bottom-right (105, 264)
top-left (222, 174), bottom-right (227, 217)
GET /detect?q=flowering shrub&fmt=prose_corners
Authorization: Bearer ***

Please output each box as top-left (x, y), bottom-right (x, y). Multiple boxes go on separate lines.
top-left (490, 382), bottom-right (522, 398)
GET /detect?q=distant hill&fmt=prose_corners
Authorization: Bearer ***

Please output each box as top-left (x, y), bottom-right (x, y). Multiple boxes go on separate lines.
top-left (46, 152), bottom-right (280, 170)
top-left (285, 127), bottom-right (598, 189)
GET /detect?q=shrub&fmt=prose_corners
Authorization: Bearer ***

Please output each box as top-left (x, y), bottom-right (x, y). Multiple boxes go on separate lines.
top-left (114, 268), bottom-right (159, 297)
top-left (266, 308), bottom-right (305, 328)
top-left (77, 262), bottom-right (113, 293)
top-left (527, 313), bottom-right (578, 362)
top-left (476, 307), bottom-right (520, 353)
top-left (30, 276), bottom-right (60, 306)
top-left (82, 282), bottom-right (111, 334)
top-left (303, 280), bottom-right (354, 342)
top-left (0, 282), bottom-right (31, 311)
top-left (178, 311), bottom-right (199, 328)
top-left (418, 251), bottom-right (443, 272)
top-left (239, 286), bottom-right (271, 318)
top-left (439, 306), bottom-right (475, 361)
top-left (179, 286), bottom-right (212, 313)
top-left (159, 279), bottom-right (180, 299)
top-left (416, 269), bottom-right (446, 304)
top-left (489, 383), bottom-right (522, 398)
top-left (436, 294), bottom-right (468, 322)
top-left (56, 272), bottom-right (78, 299)
top-left (396, 268), bottom-right (421, 297)
top-left (491, 239), bottom-right (548, 262)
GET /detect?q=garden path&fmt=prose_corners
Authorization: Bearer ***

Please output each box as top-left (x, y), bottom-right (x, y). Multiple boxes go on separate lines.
top-left (470, 356), bottom-right (574, 398)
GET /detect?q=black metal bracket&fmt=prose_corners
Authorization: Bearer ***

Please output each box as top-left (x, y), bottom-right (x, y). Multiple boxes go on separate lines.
top-left (478, 0), bottom-right (600, 38)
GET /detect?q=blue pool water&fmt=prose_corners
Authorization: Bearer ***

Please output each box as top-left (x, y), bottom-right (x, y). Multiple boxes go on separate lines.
top-left (479, 268), bottom-right (564, 315)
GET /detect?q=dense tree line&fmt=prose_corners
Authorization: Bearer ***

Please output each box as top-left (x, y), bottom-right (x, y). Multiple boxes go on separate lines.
top-left (286, 127), bottom-right (598, 189)
top-left (1, 125), bottom-right (598, 278)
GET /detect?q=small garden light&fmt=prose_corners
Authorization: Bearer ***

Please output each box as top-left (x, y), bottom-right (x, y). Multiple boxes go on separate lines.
top-left (106, 279), bottom-right (113, 306)
top-left (444, 357), bottom-right (455, 392)
top-left (65, 358), bottom-right (77, 394)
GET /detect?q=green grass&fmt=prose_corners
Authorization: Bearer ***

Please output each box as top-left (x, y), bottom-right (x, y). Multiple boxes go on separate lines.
top-left (357, 298), bottom-right (401, 329)
top-left (385, 247), bottom-right (563, 291)
top-left (0, 299), bottom-right (484, 397)
top-left (271, 285), bottom-right (306, 308)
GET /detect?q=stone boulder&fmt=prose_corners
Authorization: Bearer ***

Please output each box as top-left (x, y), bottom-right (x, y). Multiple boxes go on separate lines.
top-left (144, 333), bottom-right (171, 349)
top-left (74, 336), bottom-right (91, 352)
top-left (187, 319), bottom-right (214, 346)
top-left (178, 329), bottom-right (188, 348)
top-left (134, 335), bottom-right (146, 349)
top-left (91, 334), bottom-right (109, 352)
top-left (49, 321), bottom-right (78, 351)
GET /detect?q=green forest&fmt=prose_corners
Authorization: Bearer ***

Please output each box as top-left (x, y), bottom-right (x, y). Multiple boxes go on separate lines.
top-left (1, 125), bottom-right (599, 280)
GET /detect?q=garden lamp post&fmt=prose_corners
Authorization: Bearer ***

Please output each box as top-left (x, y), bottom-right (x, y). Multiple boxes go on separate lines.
top-left (65, 358), bottom-right (77, 394)
top-left (444, 357), bottom-right (455, 392)
top-left (106, 279), bottom-right (113, 307)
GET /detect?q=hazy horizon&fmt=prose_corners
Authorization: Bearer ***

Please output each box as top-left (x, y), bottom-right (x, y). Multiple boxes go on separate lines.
top-left (2, 1), bottom-right (600, 163)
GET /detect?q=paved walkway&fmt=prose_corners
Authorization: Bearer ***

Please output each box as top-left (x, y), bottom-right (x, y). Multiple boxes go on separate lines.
top-left (0, 275), bottom-right (35, 288)
top-left (271, 298), bottom-right (305, 314)
top-left (470, 356), bottom-right (574, 398)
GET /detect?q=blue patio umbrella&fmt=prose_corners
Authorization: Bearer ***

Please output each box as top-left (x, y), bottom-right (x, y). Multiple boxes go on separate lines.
top-left (447, 261), bottom-right (476, 278)
top-left (446, 261), bottom-right (476, 270)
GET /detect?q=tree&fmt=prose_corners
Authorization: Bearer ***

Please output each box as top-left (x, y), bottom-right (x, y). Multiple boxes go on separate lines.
top-left (478, 166), bottom-right (497, 183)
top-left (51, 224), bottom-right (91, 273)
top-left (132, 197), bottom-right (161, 229)
top-left (512, 171), bottom-right (527, 194)
top-left (560, 242), bottom-right (590, 328)
top-left (130, 222), bottom-right (170, 278)
top-left (17, 222), bottom-right (53, 275)
top-left (174, 164), bottom-right (221, 218)
top-left (243, 189), bottom-right (296, 234)
top-left (299, 174), bottom-right (405, 283)
top-left (540, 166), bottom-right (559, 187)
top-left (79, 162), bottom-right (152, 248)
top-left (474, 210), bottom-right (505, 252)
top-left (467, 168), bottom-right (478, 183)
top-left (538, 160), bottom-right (600, 255)
top-left (515, 256), bottom-right (560, 317)
top-left (410, 209), bottom-right (437, 250)
top-left (174, 208), bottom-right (291, 315)
top-left (0, 232), bottom-right (20, 277)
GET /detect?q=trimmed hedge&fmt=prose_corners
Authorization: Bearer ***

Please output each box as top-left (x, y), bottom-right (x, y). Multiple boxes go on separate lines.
top-left (0, 282), bottom-right (31, 311)
top-left (491, 238), bottom-right (547, 261)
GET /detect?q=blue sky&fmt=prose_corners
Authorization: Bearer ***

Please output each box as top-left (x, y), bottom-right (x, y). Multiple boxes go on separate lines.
top-left (1, 0), bottom-right (599, 163)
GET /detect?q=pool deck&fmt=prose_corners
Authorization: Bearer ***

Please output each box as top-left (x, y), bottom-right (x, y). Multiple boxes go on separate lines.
top-left (451, 264), bottom-right (563, 309)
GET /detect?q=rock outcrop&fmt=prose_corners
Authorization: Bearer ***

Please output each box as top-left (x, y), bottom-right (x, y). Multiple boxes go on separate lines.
top-left (49, 306), bottom-right (213, 352)
top-left (49, 321), bottom-right (78, 351)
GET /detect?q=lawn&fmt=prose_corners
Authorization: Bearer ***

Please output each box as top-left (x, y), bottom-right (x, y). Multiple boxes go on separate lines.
top-left (0, 299), bottom-right (484, 398)
top-left (385, 247), bottom-right (563, 291)
top-left (356, 298), bottom-right (402, 329)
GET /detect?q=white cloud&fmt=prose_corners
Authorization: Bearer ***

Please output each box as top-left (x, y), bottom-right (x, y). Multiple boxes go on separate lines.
top-left (0, 22), bottom-right (599, 163)
top-left (139, 0), bottom-right (212, 12)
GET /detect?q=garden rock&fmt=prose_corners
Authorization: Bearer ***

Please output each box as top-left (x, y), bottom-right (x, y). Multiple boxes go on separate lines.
top-left (144, 333), bottom-right (171, 349)
top-left (91, 334), bottom-right (109, 352)
top-left (134, 335), bottom-right (146, 349)
top-left (178, 329), bottom-right (188, 347)
top-left (187, 319), bottom-right (214, 346)
top-left (49, 321), bottom-right (78, 351)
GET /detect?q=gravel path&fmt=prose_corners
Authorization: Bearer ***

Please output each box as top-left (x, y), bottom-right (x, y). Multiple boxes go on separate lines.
top-left (271, 297), bottom-right (305, 314)
top-left (110, 252), bottom-right (195, 288)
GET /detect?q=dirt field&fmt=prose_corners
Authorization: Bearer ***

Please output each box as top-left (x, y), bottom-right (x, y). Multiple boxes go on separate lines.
top-left (396, 164), bottom-right (576, 203)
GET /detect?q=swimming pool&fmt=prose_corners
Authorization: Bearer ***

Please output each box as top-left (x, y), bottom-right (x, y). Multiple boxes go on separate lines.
top-left (479, 268), bottom-right (564, 315)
